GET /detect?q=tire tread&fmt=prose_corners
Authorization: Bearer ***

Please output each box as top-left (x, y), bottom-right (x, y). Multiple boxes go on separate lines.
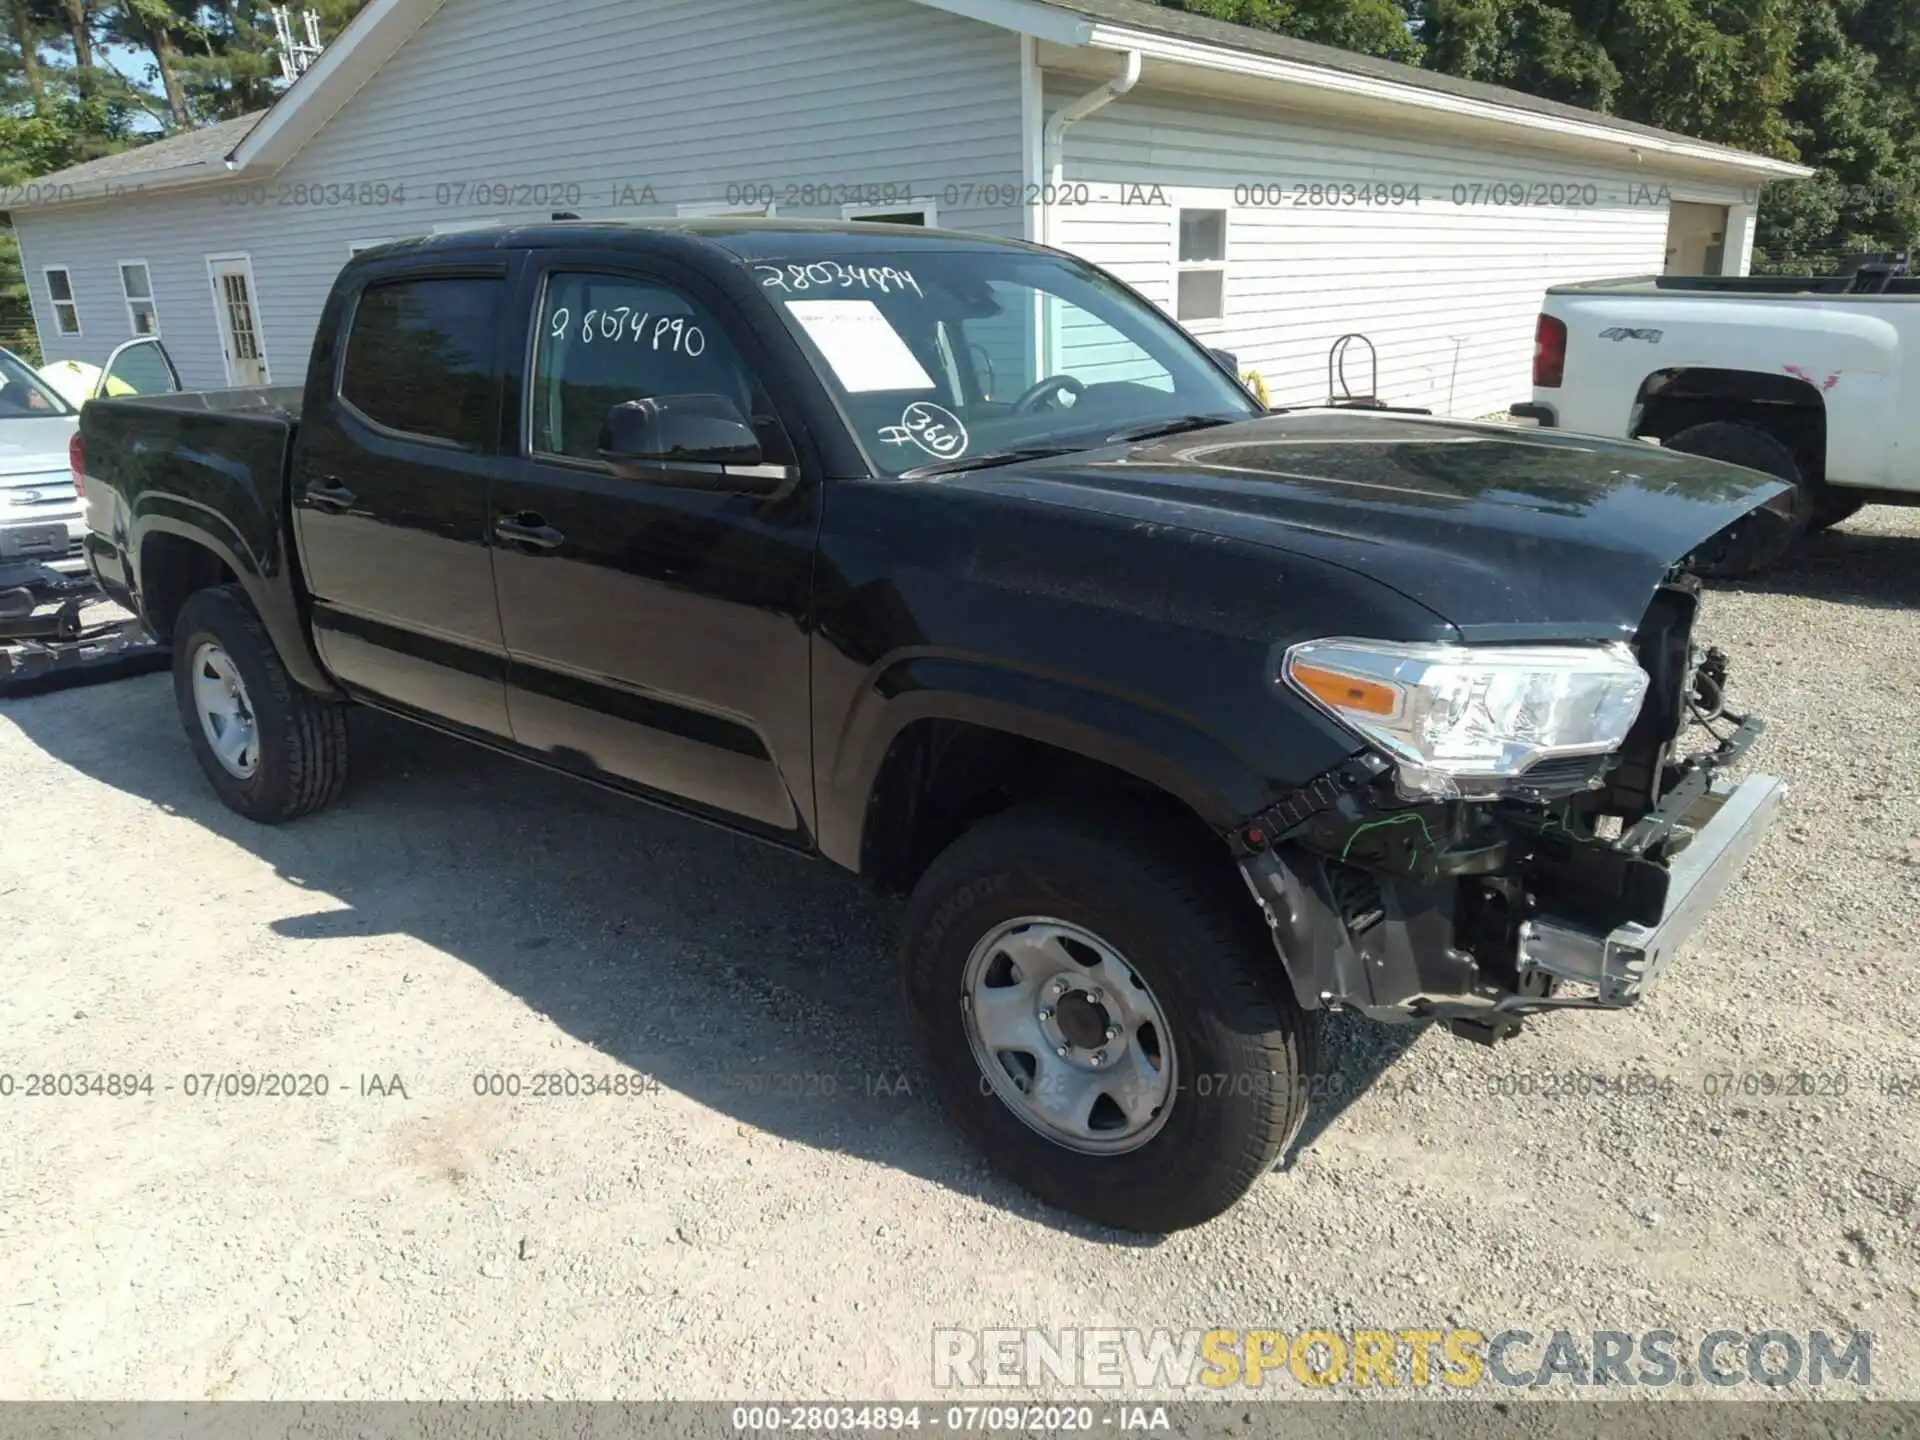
top-left (903, 801), bottom-right (1309, 1231)
top-left (1663, 420), bottom-right (1808, 576)
top-left (173, 584), bottom-right (347, 822)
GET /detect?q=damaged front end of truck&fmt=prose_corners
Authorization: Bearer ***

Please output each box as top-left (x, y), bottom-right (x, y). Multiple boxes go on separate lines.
top-left (1234, 572), bottom-right (1785, 1044)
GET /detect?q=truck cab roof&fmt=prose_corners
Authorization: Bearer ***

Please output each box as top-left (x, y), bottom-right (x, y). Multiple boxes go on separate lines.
top-left (349, 217), bottom-right (1049, 268)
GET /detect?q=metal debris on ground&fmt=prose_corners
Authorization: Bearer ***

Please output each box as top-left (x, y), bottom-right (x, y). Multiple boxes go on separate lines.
top-left (0, 560), bottom-right (165, 698)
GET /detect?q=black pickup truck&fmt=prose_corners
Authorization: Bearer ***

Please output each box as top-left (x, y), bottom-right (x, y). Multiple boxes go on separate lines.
top-left (77, 219), bottom-right (1787, 1231)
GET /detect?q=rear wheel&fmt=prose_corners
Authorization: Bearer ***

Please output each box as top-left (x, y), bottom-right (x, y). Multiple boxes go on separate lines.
top-left (1663, 421), bottom-right (1809, 576)
top-left (1811, 491), bottom-right (1866, 532)
top-left (901, 804), bottom-right (1309, 1231)
top-left (171, 584), bottom-right (348, 823)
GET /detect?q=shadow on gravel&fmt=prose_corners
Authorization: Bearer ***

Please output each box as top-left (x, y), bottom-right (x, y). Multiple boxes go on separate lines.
top-left (1289, 1014), bottom-right (1425, 1159)
top-left (6, 678), bottom-right (1414, 1237)
top-left (1718, 521), bottom-right (1920, 611)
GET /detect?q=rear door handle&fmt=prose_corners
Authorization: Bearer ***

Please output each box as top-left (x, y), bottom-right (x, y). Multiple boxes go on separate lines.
top-left (495, 513), bottom-right (566, 551)
top-left (304, 480), bottom-right (356, 513)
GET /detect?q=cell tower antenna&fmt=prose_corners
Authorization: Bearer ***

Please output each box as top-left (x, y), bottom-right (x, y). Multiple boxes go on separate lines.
top-left (273, 7), bottom-right (324, 84)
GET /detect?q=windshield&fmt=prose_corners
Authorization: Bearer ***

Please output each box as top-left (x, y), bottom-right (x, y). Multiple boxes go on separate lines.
top-left (0, 349), bottom-right (76, 419)
top-left (749, 248), bottom-right (1260, 476)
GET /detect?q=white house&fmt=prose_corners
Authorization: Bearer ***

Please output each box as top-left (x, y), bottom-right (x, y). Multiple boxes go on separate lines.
top-left (7, 0), bottom-right (1809, 417)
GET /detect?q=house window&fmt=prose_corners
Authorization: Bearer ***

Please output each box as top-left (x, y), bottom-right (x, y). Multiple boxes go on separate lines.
top-left (1176, 209), bottom-right (1227, 324)
top-left (120, 261), bottom-right (159, 335)
top-left (44, 267), bottom-right (81, 336)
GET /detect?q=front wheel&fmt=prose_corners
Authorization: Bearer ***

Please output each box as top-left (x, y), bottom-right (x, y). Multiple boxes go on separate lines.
top-left (1663, 421), bottom-right (1810, 576)
top-left (900, 804), bottom-right (1309, 1231)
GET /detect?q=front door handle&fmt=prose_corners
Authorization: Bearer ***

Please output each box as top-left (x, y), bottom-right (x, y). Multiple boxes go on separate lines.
top-left (495, 513), bottom-right (566, 551)
top-left (304, 480), bottom-right (356, 513)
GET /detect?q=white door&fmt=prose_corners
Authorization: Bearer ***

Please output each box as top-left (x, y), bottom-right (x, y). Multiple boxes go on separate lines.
top-left (207, 255), bottom-right (271, 386)
top-left (1664, 203), bottom-right (1730, 276)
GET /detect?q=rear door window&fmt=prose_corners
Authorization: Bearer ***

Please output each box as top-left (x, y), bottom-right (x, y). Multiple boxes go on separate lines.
top-left (340, 276), bottom-right (504, 447)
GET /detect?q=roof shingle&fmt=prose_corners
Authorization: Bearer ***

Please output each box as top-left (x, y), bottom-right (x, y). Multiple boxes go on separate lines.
top-left (22, 111), bottom-right (264, 193)
top-left (14, 0), bottom-right (1798, 202)
top-left (1038, 0), bottom-right (1790, 165)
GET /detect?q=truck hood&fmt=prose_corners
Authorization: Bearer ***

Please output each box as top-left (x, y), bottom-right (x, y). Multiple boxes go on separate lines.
top-left (956, 411), bottom-right (1790, 640)
top-left (0, 415), bottom-right (79, 479)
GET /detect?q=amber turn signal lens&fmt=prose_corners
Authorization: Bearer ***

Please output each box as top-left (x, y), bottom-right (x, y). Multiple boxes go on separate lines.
top-left (1290, 662), bottom-right (1399, 716)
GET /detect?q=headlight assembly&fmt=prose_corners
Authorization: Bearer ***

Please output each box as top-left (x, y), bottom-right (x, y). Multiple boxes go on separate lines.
top-left (1283, 638), bottom-right (1649, 799)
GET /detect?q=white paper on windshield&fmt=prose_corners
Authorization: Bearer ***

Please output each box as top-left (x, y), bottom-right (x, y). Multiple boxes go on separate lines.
top-left (785, 299), bottom-right (936, 393)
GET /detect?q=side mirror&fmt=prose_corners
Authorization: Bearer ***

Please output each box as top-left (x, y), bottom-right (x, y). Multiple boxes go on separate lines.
top-left (1208, 347), bottom-right (1239, 375)
top-left (601, 394), bottom-right (764, 468)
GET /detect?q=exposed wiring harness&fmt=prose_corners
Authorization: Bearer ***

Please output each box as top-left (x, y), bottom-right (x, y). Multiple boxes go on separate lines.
top-left (1339, 810), bottom-right (1435, 864)
top-left (1535, 803), bottom-right (1590, 840)
top-left (1686, 646), bottom-right (1737, 744)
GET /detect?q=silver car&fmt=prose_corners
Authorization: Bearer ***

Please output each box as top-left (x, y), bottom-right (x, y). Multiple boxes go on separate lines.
top-left (1, 339), bottom-right (178, 574)
top-left (0, 347), bottom-right (82, 572)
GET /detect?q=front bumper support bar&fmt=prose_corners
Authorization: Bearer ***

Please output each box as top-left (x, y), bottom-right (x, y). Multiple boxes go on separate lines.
top-left (1519, 773), bottom-right (1786, 1007)
top-left (1237, 771), bottom-right (1786, 1032)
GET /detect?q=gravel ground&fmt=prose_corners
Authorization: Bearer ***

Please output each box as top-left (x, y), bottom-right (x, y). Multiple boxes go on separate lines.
top-left (1, 509), bottom-right (1917, 1405)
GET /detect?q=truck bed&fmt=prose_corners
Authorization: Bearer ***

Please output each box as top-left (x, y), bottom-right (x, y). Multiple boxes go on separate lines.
top-left (1549, 273), bottom-right (1920, 298)
top-left (80, 385), bottom-right (306, 615)
top-left (1533, 267), bottom-right (1920, 498)
top-left (92, 384), bottom-right (306, 421)
top-left (82, 385), bottom-right (303, 487)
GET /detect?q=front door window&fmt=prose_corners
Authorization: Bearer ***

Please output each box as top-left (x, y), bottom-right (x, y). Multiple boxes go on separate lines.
top-left (530, 272), bottom-right (765, 463)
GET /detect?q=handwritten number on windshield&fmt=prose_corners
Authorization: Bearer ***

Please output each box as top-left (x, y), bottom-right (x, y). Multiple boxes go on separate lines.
top-left (878, 401), bottom-right (968, 459)
top-left (756, 262), bottom-right (923, 298)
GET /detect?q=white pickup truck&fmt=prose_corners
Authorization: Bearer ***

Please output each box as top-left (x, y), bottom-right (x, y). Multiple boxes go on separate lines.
top-left (1514, 268), bottom-right (1919, 573)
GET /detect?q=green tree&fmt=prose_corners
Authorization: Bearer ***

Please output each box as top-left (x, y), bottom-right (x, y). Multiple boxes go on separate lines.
top-left (1753, 1), bottom-right (1920, 270)
top-left (1203, 0), bottom-right (1917, 271)
top-left (173, 0), bottom-right (366, 121)
top-left (99, 0), bottom-right (202, 130)
top-left (1, 0), bottom-right (103, 355)
top-left (2, 1), bottom-right (370, 358)
top-left (1404, 0), bottom-right (1799, 149)
top-left (1413, 0), bottom-right (1619, 109)
top-left (1156, 0), bottom-right (1423, 62)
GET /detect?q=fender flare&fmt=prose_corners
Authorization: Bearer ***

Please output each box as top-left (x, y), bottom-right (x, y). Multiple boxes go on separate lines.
top-left (130, 508), bottom-right (337, 696)
top-left (820, 653), bottom-right (1284, 873)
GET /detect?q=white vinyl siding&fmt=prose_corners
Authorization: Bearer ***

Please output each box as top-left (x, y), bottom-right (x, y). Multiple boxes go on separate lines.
top-left (12, 0), bottom-right (1024, 389)
top-left (1049, 295), bottom-right (1174, 392)
top-left (959, 296), bottom-right (1035, 404)
top-left (1043, 80), bottom-right (1756, 418)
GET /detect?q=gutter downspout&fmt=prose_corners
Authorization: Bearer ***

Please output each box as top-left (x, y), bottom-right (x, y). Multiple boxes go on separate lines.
top-left (1039, 49), bottom-right (1140, 250)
